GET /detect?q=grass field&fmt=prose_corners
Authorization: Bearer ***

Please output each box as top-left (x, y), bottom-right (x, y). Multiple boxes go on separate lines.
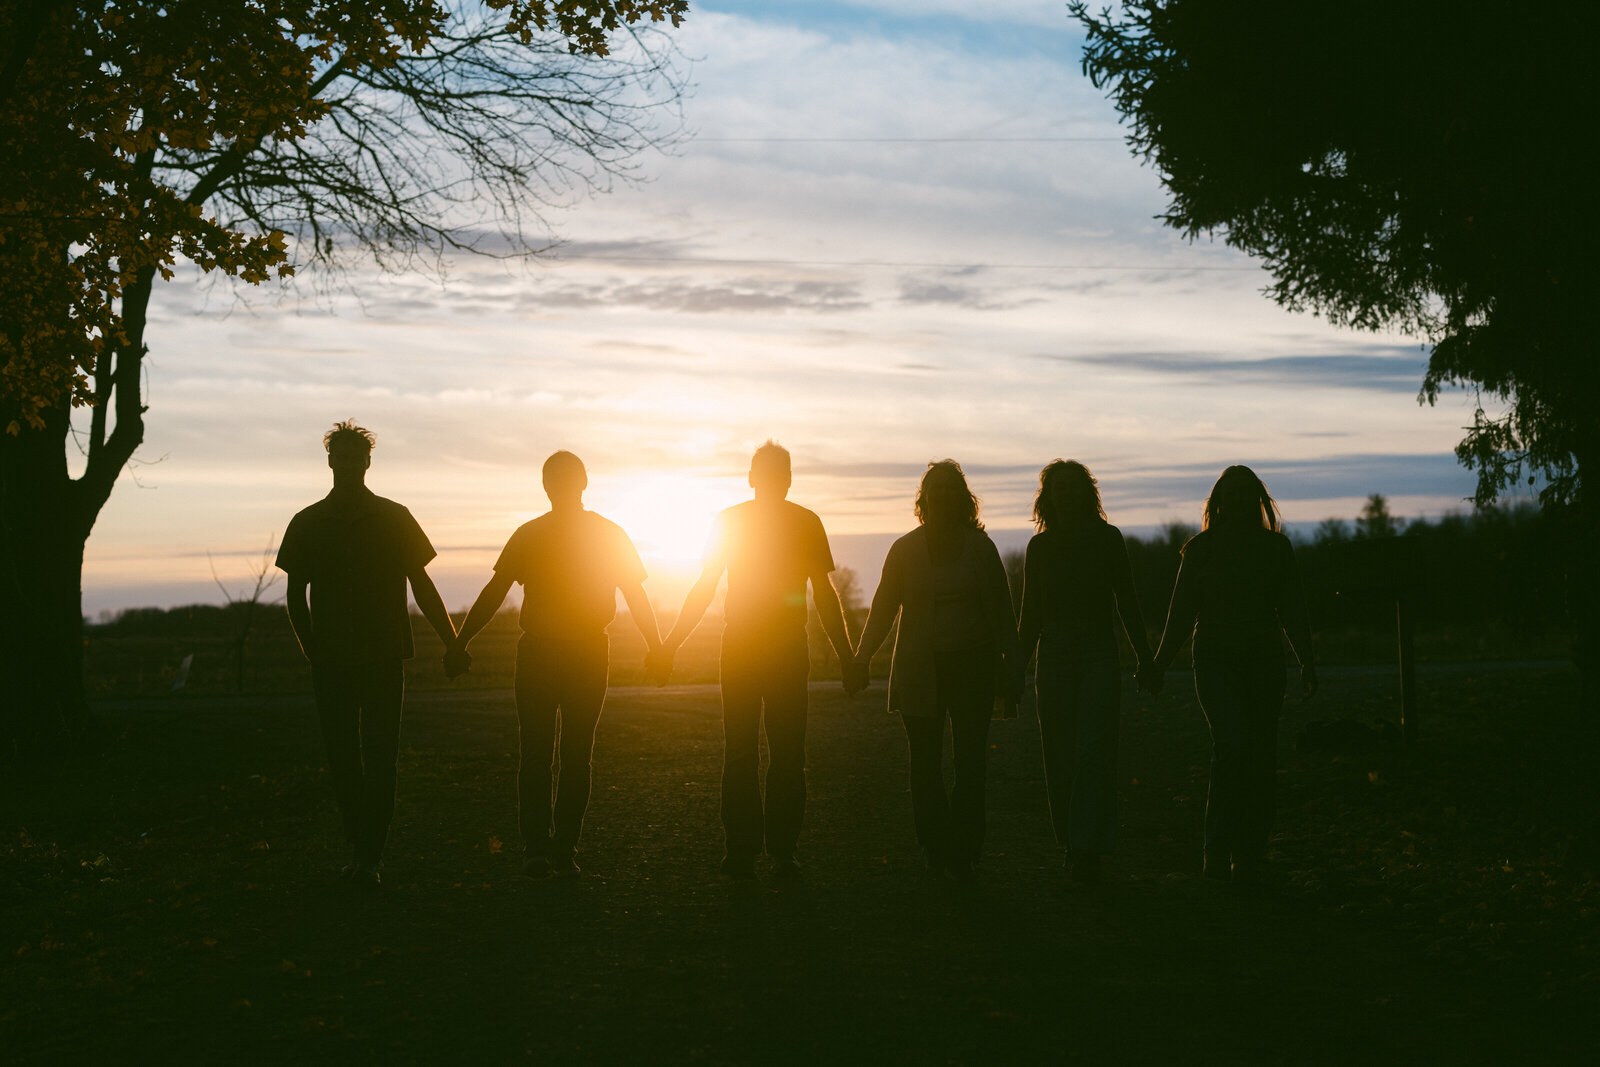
top-left (3, 661), bottom-right (1595, 1062)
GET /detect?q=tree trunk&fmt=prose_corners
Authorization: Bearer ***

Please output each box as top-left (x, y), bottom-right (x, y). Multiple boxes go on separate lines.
top-left (0, 403), bottom-right (90, 757)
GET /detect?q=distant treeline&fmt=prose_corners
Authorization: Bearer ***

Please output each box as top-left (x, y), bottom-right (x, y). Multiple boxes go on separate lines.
top-left (84, 499), bottom-right (1574, 699)
top-left (997, 498), bottom-right (1570, 665)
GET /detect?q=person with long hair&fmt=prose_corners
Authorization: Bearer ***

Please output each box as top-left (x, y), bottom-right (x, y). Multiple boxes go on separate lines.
top-left (1149, 465), bottom-right (1317, 886)
top-left (1016, 460), bottom-right (1154, 885)
top-left (851, 461), bottom-right (1022, 882)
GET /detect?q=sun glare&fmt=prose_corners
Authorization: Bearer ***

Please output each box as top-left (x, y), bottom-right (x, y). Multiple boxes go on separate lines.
top-left (591, 471), bottom-right (745, 570)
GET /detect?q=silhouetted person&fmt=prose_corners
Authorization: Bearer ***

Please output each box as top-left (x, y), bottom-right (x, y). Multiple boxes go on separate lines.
top-left (851, 461), bottom-right (1021, 884)
top-left (1149, 465), bottom-right (1317, 887)
top-left (445, 451), bottom-right (662, 878)
top-left (1016, 460), bottom-right (1154, 886)
top-left (276, 420), bottom-right (458, 888)
top-left (650, 441), bottom-right (856, 880)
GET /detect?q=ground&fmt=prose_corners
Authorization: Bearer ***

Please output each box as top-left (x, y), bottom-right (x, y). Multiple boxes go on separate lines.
top-left (2, 662), bottom-right (1595, 1062)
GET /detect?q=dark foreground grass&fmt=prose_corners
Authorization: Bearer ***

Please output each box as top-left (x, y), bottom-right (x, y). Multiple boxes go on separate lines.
top-left (3, 664), bottom-right (1595, 1063)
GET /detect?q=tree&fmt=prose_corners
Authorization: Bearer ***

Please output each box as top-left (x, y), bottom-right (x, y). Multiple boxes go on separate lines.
top-left (1071, 0), bottom-right (1597, 689)
top-left (0, 1), bottom-right (688, 755)
top-left (1357, 494), bottom-right (1401, 541)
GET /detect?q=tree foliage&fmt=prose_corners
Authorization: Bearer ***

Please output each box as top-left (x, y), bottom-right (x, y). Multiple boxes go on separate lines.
top-left (1071, 0), bottom-right (1596, 508)
top-left (0, 0), bottom-right (686, 435)
top-left (0, 0), bottom-right (686, 751)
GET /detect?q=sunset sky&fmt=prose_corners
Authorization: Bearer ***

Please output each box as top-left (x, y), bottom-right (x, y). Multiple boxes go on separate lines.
top-left (78, 1), bottom-right (1490, 615)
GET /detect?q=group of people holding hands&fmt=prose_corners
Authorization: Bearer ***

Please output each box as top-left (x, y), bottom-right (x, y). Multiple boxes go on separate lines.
top-left (279, 422), bottom-right (1316, 890)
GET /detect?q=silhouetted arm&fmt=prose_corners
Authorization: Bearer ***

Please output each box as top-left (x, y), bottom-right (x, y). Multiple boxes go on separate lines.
top-left (286, 573), bottom-right (314, 662)
top-left (620, 580), bottom-right (662, 653)
top-left (453, 570), bottom-right (515, 651)
top-left (811, 567), bottom-right (853, 666)
top-left (1152, 555), bottom-right (1199, 671)
top-left (1110, 530), bottom-right (1154, 666)
top-left (1016, 538), bottom-right (1045, 665)
top-left (854, 548), bottom-right (901, 664)
top-left (408, 563), bottom-right (458, 647)
top-left (662, 564), bottom-right (723, 652)
top-left (1275, 541), bottom-right (1318, 698)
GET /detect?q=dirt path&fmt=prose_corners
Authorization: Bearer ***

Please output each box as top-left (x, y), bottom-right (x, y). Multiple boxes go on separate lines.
top-left (2, 665), bottom-right (1592, 1062)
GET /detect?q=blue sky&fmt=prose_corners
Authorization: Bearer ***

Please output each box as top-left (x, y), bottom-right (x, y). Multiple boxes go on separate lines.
top-left (79, 1), bottom-right (1489, 614)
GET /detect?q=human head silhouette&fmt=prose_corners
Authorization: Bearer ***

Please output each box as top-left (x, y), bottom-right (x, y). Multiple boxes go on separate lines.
top-left (543, 450), bottom-right (588, 510)
top-left (1033, 459), bottom-right (1105, 530)
top-left (914, 459), bottom-right (981, 529)
top-left (324, 419), bottom-right (374, 485)
top-left (748, 440), bottom-right (792, 501)
top-left (1203, 464), bottom-right (1280, 532)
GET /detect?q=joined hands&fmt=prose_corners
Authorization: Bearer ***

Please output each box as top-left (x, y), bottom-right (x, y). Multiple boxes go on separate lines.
top-left (442, 645), bottom-right (472, 680)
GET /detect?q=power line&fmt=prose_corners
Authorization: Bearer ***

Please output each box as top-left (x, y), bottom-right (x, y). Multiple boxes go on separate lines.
top-left (549, 253), bottom-right (1259, 272)
top-left (692, 136), bottom-right (1123, 143)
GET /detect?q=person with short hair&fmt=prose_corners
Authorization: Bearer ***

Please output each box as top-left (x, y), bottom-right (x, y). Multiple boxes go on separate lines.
top-left (1149, 465), bottom-right (1317, 887)
top-left (851, 461), bottom-right (1022, 883)
top-left (447, 451), bottom-right (663, 878)
top-left (1016, 460), bottom-right (1154, 885)
top-left (651, 441), bottom-right (858, 880)
top-left (277, 419), bottom-right (459, 888)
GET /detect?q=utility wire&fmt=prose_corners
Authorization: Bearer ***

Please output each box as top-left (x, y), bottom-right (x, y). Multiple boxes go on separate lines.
top-left (549, 253), bottom-right (1259, 272)
top-left (692, 136), bottom-right (1123, 143)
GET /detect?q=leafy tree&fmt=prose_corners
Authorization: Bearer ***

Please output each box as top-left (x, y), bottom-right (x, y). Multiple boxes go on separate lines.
top-left (0, 1), bottom-right (687, 754)
top-left (1071, 0), bottom-right (1596, 689)
top-left (1357, 494), bottom-right (1401, 540)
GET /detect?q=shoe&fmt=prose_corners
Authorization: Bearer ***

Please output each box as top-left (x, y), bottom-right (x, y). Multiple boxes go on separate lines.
top-left (1069, 851), bottom-right (1102, 886)
top-left (720, 854), bottom-right (756, 880)
top-left (521, 855), bottom-right (553, 879)
top-left (946, 858), bottom-right (978, 886)
top-left (771, 855), bottom-right (803, 881)
top-left (552, 854), bottom-right (581, 878)
top-left (350, 860), bottom-right (381, 889)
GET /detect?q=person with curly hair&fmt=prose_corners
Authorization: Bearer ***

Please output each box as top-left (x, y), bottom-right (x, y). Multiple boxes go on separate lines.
top-left (852, 461), bottom-right (1022, 883)
top-left (1017, 460), bottom-right (1154, 885)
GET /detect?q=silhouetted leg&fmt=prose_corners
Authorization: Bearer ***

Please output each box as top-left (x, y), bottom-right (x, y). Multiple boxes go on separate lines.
top-left (901, 712), bottom-right (949, 860)
top-left (1195, 659), bottom-right (1245, 874)
top-left (1069, 660), bottom-right (1120, 854)
top-left (1034, 643), bottom-right (1079, 848)
top-left (313, 661), bottom-right (364, 857)
top-left (355, 659), bottom-right (404, 865)
top-left (719, 646), bottom-right (765, 861)
top-left (1234, 661), bottom-right (1285, 865)
top-left (515, 639), bottom-right (561, 857)
top-left (946, 651), bottom-right (993, 867)
top-left (761, 641), bottom-right (810, 859)
top-left (551, 639), bottom-right (609, 858)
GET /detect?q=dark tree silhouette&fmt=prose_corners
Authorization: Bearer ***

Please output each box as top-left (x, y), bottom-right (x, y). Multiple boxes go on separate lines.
top-left (0, 1), bottom-right (687, 755)
top-left (1072, 0), bottom-right (1597, 692)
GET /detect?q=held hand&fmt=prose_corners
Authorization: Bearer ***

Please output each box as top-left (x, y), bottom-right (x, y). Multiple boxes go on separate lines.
top-left (1135, 660), bottom-right (1164, 697)
top-left (442, 646), bottom-right (473, 679)
top-left (644, 646), bottom-right (674, 688)
top-left (1299, 662), bottom-right (1319, 702)
top-left (841, 659), bottom-right (870, 696)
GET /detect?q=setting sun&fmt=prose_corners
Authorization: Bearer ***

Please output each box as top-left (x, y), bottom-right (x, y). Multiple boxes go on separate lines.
top-left (590, 469), bottom-right (748, 570)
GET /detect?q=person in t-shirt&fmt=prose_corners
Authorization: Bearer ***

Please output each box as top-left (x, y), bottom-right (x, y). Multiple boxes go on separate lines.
top-left (650, 441), bottom-right (858, 881)
top-left (447, 451), bottom-right (662, 878)
top-left (277, 419), bottom-right (459, 888)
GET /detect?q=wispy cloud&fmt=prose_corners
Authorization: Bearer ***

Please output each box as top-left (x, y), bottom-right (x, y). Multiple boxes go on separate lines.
top-left (1037, 347), bottom-right (1430, 392)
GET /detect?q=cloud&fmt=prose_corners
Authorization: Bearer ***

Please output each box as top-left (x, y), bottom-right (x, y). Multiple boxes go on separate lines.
top-left (521, 276), bottom-right (869, 314)
top-left (1036, 347), bottom-right (1430, 392)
